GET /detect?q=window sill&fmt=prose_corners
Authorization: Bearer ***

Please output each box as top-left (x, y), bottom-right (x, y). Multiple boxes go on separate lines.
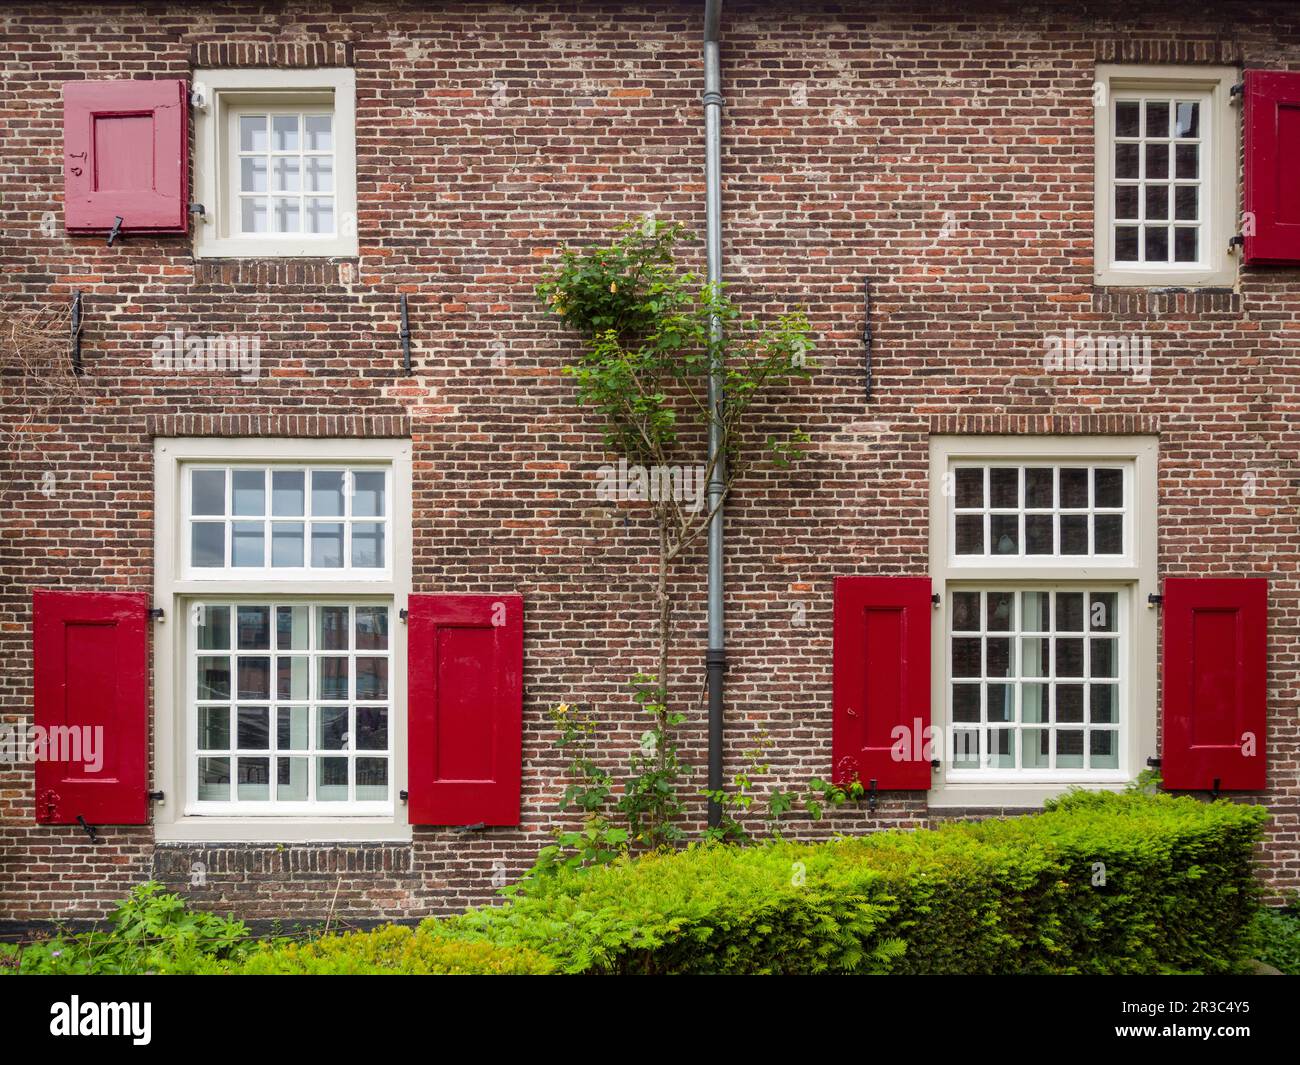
top-left (928, 779), bottom-right (1131, 809)
top-left (154, 817), bottom-right (411, 843)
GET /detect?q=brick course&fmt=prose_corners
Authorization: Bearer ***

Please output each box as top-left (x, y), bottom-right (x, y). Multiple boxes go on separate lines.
top-left (1, 0), bottom-right (1297, 922)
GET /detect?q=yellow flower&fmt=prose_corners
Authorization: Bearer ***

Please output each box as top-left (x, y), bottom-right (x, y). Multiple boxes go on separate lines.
top-left (610, 282), bottom-right (617, 293)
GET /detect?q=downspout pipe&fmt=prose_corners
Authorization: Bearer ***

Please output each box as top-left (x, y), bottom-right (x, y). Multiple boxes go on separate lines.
top-left (703, 0), bottom-right (725, 829)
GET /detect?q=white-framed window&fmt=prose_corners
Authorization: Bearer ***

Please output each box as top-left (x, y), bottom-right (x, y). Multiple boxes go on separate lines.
top-left (153, 438), bottom-right (411, 841)
top-left (1094, 65), bottom-right (1238, 287)
top-left (192, 68), bottom-right (358, 258)
top-left (928, 437), bottom-right (1158, 807)
top-left (184, 465), bottom-right (390, 579)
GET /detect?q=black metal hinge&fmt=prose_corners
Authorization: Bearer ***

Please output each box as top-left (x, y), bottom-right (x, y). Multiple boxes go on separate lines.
top-left (148, 790), bottom-right (165, 803)
top-left (1147, 593), bottom-right (1163, 608)
top-left (399, 608), bottom-right (408, 621)
top-left (1228, 234), bottom-right (1244, 251)
top-left (1229, 82), bottom-right (1244, 99)
top-left (398, 790), bottom-right (408, 802)
top-left (148, 607), bottom-right (165, 621)
top-left (452, 821), bottom-right (486, 834)
top-left (106, 216), bottom-right (124, 247)
top-left (1146, 757), bottom-right (1161, 768)
top-left (75, 815), bottom-right (99, 844)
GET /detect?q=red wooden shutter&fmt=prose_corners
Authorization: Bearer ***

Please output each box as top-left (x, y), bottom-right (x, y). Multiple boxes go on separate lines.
top-left (832, 576), bottom-right (932, 790)
top-left (1161, 578), bottom-right (1267, 791)
top-left (33, 591), bottom-right (149, 825)
top-left (62, 79), bottom-right (189, 233)
top-left (1243, 70), bottom-right (1300, 265)
top-left (408, 594), bottom-right (523, 825)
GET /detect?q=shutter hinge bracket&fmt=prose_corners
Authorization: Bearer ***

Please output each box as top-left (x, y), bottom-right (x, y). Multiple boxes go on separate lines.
top-left (866, 778), bottom-right (879, 814)
top-left (75, 815), bottom-right (99, 844)
top-left (399, 608), bottom-right (408, 621)
top-left (106, 216), bottom-right (124, 247)
top-left (1228, 234), bottom-right (1244, 252)
top-left (1146, 757), bottom-right (1162, 769)
top-left (452, 821), bottom-right (486, 834)
top-left (1147, 593), bottom-right (1163, 608)
top-left (1229, 81), bottom-right (1244, 100)
top-left (398, 789), bottom-right (408, 803)
top-left (931, 592), bottom-right (941, 606)
top-left (148, 607), bottom-right (165, 621)
top-left (148, 790), bottom-right (165, 804)
top-left (189, 203), bottom-right (208, 224)
top-left (930, 758), bottom-right (941, 770)
top-left (1210, 777), bottom-right (1222, 800)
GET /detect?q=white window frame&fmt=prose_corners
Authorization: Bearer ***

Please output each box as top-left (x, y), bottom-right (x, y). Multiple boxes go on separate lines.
top-left (192, 67), bottom-right (358, 259)
top-left (153, 437), bottom-right (411, 841)
top-left (1094, 64), bottom-right (1238, 287)
top-left (928, 436), bottom-right (1158, 808)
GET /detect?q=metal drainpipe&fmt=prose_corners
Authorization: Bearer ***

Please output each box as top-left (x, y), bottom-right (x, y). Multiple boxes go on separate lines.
top-left (703, 0), bottom-right (725, 829)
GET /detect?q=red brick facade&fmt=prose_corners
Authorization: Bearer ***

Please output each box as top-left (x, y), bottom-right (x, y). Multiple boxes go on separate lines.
top-left (1, 1), bottom-right (1297, 923)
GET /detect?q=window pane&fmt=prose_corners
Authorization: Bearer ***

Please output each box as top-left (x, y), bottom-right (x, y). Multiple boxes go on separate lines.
top-left (1144, 101), bottom-right (1169, 138)
top-left (1114, 100), bottom-right (1140, 137)
top-left (355, 607), bottom-right (389, 650)
top-left (277, 757), bottom-right (309, 801)
top-left (236, 606), bottom-right (271, 649)
top-left (318, 658), bottom-right (348, 701)
top-left (355, 658), bottom-right (388, 700)
top-left (305, 197), bottom-right (334, 234)
top-left (1094, 514), bottom-right (1123, 554)
top-left (1174, 101), bottom-right (1199, 137)
top-left (317, 757), bottom-right (349, 801)
top-left (1144, 184), bottom-right (1168, 221)
top-left (272, 470), bottom-right (305, 515)
top-left (1056, 593), bottom-right (1084, 631)
top-left (352, 471), bottom-right (386, 516)
top-left (231, 469), bottom-right (265, 515)
top-left (1174, 143), bottom-right (1199, 179)
top-left (1090, 730), bottom-right (1118, 769)
top-left (1114, 226), bottom-right (1139, 261)
top-left (1114, 184), bottom-right (1138, 219)
top-left (987, 684), bottom-right (1013, 724)
top-left (241, 197), bottom-right (268, 233)
top-left (318, 706), bottom-right (349, 749)
top-left (988, 727), bottom-right (1014, 768)
top-left (305, 113), bottom-right (333, 150)
top-left (236, 657), bottom-right (271, 700)
top-left (1173, 185), bottom-right (1198, 221)
top-left (356, 758), bottom-right (388, 801)
top-left (1090, 685), bottom-right (1119, 724)
top-left (1022, 683), bottom-right (1048, 724)
top-left (1090, 638), bottom-right (1117, 679)
top-left (273, 157), bottom-right (301, 192)
top-left (312, 471), bottom-right (345, 515)
top-left (1144, 142), bottom-right (1168, 179)
top-left (954, 467), bottom-right (983, 507)
top-left (271, 522), bottom-right (304, 567)
top-left (990, 514), bottom-right (1019, 555)
top-left (198, 757), bottom-right (231, 801)
top-left (277, 706), bottom-right (309, 750)
top-left (1021, 729), bottom-right (1049, 769)
top-left (276, 605), bottom-right (309, 650)
top-left (955, 514), bottom-right (984, 555)
top-left (192, 469), bottom-right (226, 515)
top-left (352, 523), bottom-right (384, 568)
top-left (1089, 592), bottom-right (1118, 632)
top-left (197, 605), bottom-right (231, 650)
top-left (231, 522), bottom-right (264, 567)
top-left (1025, 467), bottom-right (1053, 508)
top-left (277, 656), bottom-right (308, 700)
top-left (311, 523), bottom-right (344, 567)
top-left (952, 684), bottom-right (980, 722)
top-left (355, 707), bottom-right (389, 750)
top-left (240, 156), bottom-right (267, 192)
top-left (197, 657), bottom-right (230, 700)
top-left (318, 606), bottom-right (349, 650)
top-left (305, 157), bottom-right (334, 192)
top-left (198, 706), bottom-right (229, 750)
top-left (1094, 467), bottom-right (1123, 508)
top-left (1143, 225), bottom-right (1168, 261)
top-left (1059, 468), bottom-right (1088, 507)
top-left (1115, 142), bottom-right (1138, 179)
top-left (274, 197), bottom-right (301, 233)
top-left (952, 591), bottom-right (981, 632)
top-left (237, 706), bottom-right (269, 750)
top-left (1021, 637), bottom-right (1048, 678)
top-left (272, 114), bottom-right (299, 150)
top-left (1173, 227), bottom-right (1198, 263)
top-left (1060, 514), bottom-right (1089, 554)
top-left (1022, 592), bottom-right (1051, 631)
top-left (952, 730), bottom-right (980, 769)
top-left (1057, 730), bottom-right (1084, 769)
top-left (1056, 639), bottom-right (1084, 678)
top-left (239, 115), bottom-right (267, 151)
top-left (952, 638), bottom-right (981, 678)
top-left (989, 467), bottom-right (1018, 508)
top-left (1025, 513), bottom-right (1053, 554)
top-left (1056, 684), bottom-right (1085, 722)
top-left (986, 592), bottom-right (1014, 632)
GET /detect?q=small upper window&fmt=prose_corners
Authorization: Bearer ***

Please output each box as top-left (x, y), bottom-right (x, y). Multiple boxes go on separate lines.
top-left (192, 68), bottom-right (357, 258)
top-left (185, 464), bottom-right (389, 577)
top-left (1094, 65), bottom-right (1237, 287)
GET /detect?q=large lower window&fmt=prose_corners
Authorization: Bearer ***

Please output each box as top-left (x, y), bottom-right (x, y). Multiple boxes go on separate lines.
top-left (948, 588), bottom-right (1123, 775)
top-left (189, 601), bottom-right (393, 813)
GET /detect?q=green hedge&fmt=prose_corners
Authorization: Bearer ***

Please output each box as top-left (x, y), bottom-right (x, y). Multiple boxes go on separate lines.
top-left (427, 791), bottom-right (1267, 974)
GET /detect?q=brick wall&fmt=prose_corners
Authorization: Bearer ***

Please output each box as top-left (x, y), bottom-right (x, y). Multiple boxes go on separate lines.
top-left (1, 0), bottom-right (1297, 923)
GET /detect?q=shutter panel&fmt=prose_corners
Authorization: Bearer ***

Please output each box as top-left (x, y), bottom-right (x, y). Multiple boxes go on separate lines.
top-left (1161, 578), bottom-right (1267, 791)
top-left (33, 591), bottom-right (149, 825)
top-left (1243, 70), bottom-right (1300, 265)
top-left (62, 79), bottom-right (188, 233)
top-left (408, 594), bottom-right (523, 825)
top-left (832, 576), bottom-right (932, 790)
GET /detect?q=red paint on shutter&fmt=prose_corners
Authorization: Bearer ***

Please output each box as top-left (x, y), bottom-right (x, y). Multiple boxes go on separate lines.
top-left (1244, 70), bottom-right (1300, 265)
top-left (1161, 578), bottom-right (1267, 791)
top-left (832, 576), bottom-right (932, 790)
top-left (62, 79), bottom-right (188, 233)
top-left (33, 591), bottom-right (149, 825)
top-left (408, 594), bottom-right (523, 825)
